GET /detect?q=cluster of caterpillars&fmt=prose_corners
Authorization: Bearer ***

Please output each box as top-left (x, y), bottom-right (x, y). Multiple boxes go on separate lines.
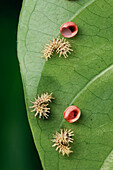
top-left (30, 36), bottom-right (74, 157)
top-left (30, 93), bottom-right (74, 157)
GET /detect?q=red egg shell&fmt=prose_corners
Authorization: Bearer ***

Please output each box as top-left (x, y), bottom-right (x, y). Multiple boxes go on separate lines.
top-left (63, 105), bottom-right (81, 123)
top-left (60, 22), bottom-right (78, 38)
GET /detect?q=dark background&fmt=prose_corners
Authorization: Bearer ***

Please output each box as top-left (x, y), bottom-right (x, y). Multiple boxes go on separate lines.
top-left (0, 0), bottom-right (42, 169)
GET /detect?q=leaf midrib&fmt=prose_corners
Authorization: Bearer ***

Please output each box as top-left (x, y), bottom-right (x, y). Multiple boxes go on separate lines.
top-left (70, 0), bottom-right (95, 20)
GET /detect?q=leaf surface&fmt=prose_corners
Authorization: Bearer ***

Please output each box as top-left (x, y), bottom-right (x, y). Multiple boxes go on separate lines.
top-left (17, 0), bottom-right (113, 169)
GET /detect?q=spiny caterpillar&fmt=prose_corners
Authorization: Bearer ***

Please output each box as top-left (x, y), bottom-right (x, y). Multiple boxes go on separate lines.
top-left (51, 129), bottom-right (74, 157)
top-left (30, 93), bottom-right (54, 119)
top-left (42, 37), bottom-right (73, 61)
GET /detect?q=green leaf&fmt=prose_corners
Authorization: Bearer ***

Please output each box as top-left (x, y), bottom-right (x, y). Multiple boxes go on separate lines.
top-left (17, 0), bottom-right (113, 169)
